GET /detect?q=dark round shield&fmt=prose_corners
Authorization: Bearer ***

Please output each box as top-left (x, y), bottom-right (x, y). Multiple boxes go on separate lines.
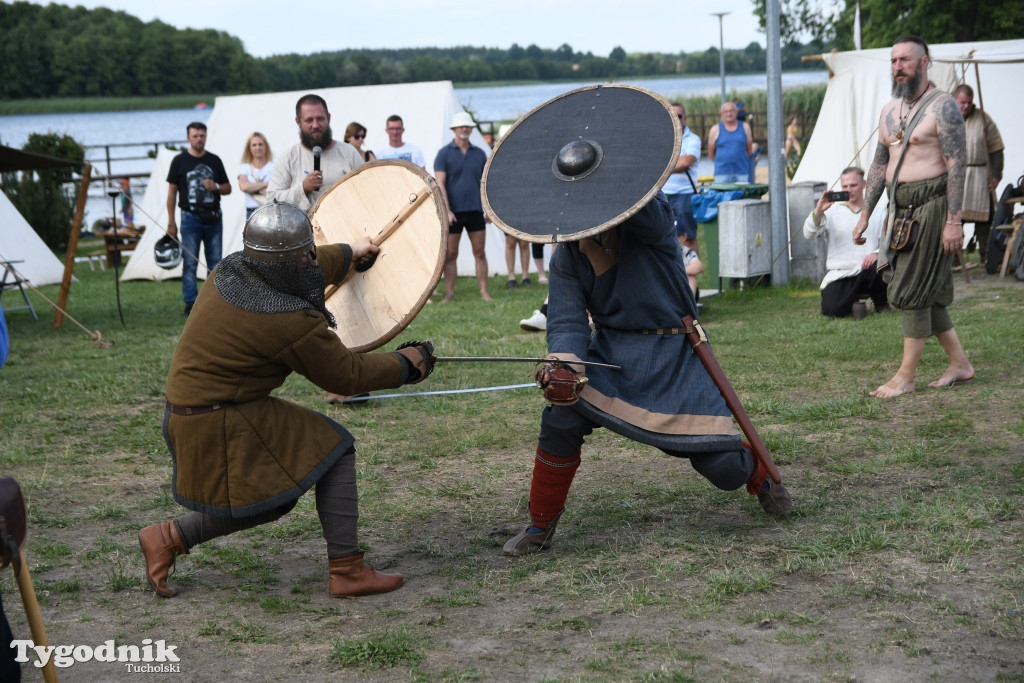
top-left (482, 84), bottom-right (681, 243)
top-left (309, 160), bottom-right (447, 352)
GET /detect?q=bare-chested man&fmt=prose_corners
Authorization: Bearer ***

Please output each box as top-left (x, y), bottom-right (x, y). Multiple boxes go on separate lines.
top-left (853, 35), bottom-right (975, 398)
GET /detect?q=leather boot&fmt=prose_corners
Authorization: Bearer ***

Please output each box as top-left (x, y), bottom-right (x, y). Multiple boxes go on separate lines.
top-left (138, 521), bottom-right (188, 597)
top-left (503, 509), bottom-right (563, 557)
top-left (328, 552), bottom-right (403, 597)
top-left (744, 443), bottom-right (793, 518)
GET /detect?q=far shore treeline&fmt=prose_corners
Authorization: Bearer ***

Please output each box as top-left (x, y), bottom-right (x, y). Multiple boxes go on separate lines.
top-left (0, 1), bottom-right (826, 105)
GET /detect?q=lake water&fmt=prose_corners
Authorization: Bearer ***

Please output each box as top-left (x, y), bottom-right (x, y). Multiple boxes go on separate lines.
top-left (0, 72), bottom-right (827, 228)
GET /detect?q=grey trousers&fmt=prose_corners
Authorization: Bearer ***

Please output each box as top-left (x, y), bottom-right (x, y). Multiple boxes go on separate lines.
top-left (174, 447), bottom-right (360, 557)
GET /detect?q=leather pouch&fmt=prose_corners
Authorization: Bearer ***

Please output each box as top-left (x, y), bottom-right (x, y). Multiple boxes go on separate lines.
top-left (890, 216), bottom-right (919, 251)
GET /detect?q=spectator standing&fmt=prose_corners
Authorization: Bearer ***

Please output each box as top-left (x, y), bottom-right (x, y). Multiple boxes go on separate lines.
top-left (434, 112), bottom-right (492, 302)
top-left (166, 122), bottom-right (232, 317)
top-left (266, 94), bottom-right (363, 212)
top-left (374, 115), bottom-right (426, 167)
top-left (344, 122), bottom-right (376, 162)
top-left (237, 132), bottom-right (274, 221)
top-left (707, 102), bottom-right (754, 183)
top-left (952, 84), bottom-right (1004, 261)
top-left (662, 102), bottom-right (702, 253)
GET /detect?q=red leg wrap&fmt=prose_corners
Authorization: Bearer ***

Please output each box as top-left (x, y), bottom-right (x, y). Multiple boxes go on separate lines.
top-left (528, 447), bottom-right (581, 528)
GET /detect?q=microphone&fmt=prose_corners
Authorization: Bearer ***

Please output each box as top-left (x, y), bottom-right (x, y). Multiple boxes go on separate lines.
top-left (312, 146), bottom-right (321, 173)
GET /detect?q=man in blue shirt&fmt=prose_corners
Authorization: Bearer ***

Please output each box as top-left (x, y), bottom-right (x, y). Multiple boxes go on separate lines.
top-left (434, 112), bottom-right (492, 302)
top-left (663, 103), bottom-right (702, 254)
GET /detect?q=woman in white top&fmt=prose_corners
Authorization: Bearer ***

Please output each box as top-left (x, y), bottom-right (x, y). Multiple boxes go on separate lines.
top-left (237, 132), bottom-right (275, 221)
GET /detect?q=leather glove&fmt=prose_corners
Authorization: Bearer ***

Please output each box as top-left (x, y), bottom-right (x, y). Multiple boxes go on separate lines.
top-left (534, 361), bottom-right (587, 406)
top-left (395, 340), bottom-right (435, 384)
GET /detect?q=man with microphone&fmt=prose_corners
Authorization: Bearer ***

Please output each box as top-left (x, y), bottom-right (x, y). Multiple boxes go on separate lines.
top-left (267, 93), bottom-right (364, 211)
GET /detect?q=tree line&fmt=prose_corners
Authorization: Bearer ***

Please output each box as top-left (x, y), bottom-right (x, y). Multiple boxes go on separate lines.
top-left (0, 1), bottom-right (824, 101)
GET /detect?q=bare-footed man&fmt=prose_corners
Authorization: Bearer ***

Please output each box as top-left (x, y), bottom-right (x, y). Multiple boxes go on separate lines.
top-left (853, 35), bottom-right (975, 398)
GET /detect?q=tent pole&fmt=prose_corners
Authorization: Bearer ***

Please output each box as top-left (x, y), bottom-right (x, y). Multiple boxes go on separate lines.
top-left (974, 62), bottom-right (985, 111)
top-left (54, 163), bottom-right (91, 329)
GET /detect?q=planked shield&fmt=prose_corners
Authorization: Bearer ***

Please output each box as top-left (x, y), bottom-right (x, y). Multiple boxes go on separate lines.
top-left (309, 159), bottom-right (446, 352)
top-left (482, 84), bottom-right (681, 243)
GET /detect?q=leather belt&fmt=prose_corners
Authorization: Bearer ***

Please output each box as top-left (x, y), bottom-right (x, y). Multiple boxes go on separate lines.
top-left (593, 323), bottom-right (687, 335)
top-left (165, 400), bottom-right (233, 416)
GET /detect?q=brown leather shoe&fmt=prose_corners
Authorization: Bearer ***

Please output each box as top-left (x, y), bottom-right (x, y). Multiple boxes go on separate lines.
top-left (138, 521), bottom-right (188, 597)
top-left (328, 553), bottom-right (403, 597)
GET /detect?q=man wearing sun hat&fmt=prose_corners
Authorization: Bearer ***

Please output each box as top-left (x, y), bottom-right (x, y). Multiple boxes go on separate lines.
top-left (434, 111), bottom-right (493, 302)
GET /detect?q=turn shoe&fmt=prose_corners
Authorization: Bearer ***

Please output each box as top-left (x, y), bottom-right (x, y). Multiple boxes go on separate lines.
top-left (328, 552), bottom-right (404, 597)
top-left (503, 511), bottom-right (562, 557)
top-left (757, 479), bottom-right (793, 518)
top-left (138, 521), bottom-right (188, 597)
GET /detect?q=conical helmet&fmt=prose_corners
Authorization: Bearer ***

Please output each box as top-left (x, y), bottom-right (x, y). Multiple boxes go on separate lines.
top-left (242, 200), bottom-right (314, 261)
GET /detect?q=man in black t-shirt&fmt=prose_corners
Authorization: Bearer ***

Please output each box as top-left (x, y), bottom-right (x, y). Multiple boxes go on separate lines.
top-left (166, 122), bottom-right (231, 316)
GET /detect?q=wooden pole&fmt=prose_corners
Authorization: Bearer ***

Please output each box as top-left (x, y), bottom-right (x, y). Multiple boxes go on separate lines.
top-left (54, 163), bottom-right (92, 329)
top-left (14, 553), bottom-right (59, 682)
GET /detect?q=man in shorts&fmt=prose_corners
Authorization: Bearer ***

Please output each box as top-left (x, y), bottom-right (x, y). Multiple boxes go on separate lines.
top-left (434, 111), bottom-right (492, 302)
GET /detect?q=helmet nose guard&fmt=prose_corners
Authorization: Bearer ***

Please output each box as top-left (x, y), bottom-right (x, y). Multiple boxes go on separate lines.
top-left (243, 200), bottom-right (315, 261)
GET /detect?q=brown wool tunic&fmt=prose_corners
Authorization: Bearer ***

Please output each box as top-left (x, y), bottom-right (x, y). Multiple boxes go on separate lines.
top-left (164, 245), bottom-right (404, 518)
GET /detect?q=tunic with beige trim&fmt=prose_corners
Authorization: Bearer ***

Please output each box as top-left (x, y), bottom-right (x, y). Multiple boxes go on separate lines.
top-left (545, 192), bottom-right (740, 453)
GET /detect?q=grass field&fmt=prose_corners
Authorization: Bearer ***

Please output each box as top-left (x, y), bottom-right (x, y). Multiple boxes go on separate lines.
top-left (1, 249), bottom-right (1022, 681)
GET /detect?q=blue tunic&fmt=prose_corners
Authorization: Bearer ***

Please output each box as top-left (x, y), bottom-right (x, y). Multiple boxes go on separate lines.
top-left (546, 193), bottom-right (741, 452)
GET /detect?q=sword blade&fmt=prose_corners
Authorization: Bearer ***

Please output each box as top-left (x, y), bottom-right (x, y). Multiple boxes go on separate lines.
top-left (433, 356), bottom-right (620, 370)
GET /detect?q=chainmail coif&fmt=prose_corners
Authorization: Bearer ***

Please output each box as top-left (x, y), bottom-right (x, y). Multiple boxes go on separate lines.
top-left (214, 251), bottom-right (337, 328)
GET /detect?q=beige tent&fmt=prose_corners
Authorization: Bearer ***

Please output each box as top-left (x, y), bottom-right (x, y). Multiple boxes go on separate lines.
top-left (0, 190), bottom-right (67, 287)
top-left (122, 80), bottom-right (511, 281)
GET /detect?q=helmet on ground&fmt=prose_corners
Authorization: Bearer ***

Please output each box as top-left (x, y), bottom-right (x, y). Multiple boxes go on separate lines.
top-left (243, 200), bottom-right (315, 261)
top-left (154, 235), bottom-right (182, 270)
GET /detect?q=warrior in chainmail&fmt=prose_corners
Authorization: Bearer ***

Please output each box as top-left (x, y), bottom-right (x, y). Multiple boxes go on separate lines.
top-left (215, 248), bottom-right (335, 327)
top-left (138, 201), bottom-right (435, 600)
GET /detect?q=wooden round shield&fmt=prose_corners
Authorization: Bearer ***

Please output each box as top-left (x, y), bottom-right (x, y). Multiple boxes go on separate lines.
top-left (482, 84), bottom-right (681, 243)
top-left (309, 159), bottom-right (446, 352)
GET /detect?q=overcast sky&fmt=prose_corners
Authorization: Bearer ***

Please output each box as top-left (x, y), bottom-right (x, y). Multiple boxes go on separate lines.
top-left (26, 0), bottom-right (768, 58)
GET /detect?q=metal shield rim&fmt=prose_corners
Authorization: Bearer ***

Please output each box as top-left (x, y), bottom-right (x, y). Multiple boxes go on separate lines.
top-left (481, 83), bottom-right (682, 244)
top-left (309, 158), bottom-right (447, 352)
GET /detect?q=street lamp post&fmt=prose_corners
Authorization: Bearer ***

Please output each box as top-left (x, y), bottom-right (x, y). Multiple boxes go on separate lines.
top-left (711, 12), bottom-right (730, 104)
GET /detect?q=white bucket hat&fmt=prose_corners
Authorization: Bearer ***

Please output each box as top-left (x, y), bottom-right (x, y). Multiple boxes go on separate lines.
top-left (449, 111), bottom-right (476, 129)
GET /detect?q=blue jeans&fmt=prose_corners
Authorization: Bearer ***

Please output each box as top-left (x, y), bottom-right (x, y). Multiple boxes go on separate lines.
top-left (180, 210), bottom-right (223, 306)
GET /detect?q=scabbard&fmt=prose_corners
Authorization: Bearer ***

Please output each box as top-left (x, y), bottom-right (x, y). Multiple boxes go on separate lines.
top-left (681, 315), bottom-right (782, 484)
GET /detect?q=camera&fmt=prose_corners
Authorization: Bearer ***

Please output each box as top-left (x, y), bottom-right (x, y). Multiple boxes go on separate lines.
top-left (826, 191), bottom-right (850, 202)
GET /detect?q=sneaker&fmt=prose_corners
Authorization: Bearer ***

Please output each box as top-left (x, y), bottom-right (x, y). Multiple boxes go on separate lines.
top-left (183, 303), bottom-right (193, 317)
top-left (519, 310), bottom-right (547, 331)
top-left (522, 278), bottom-right (532, 287)
top-left (757, 479), bottom-right (793, 518)
top-left (506, 279), bottom-right (518, 289)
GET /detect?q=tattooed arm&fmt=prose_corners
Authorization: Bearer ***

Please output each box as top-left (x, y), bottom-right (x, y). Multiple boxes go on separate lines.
top-left (936, 94), bottom-right (967, 254)
top-left (853, 123), bottom-right (891, 244)
top-left (936, 94), bottom-right (966, 219)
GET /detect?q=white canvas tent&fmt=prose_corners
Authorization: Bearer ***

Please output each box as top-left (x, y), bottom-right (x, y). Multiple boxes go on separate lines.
top-left (122, 80), bottom-right (516, 282)
top-left (793, 39), bottom-right (1024, 204)
top-left (0, 190), bottom-right (67, 286)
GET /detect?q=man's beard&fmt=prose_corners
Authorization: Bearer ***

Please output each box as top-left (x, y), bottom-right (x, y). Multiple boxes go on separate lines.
top-left (300, 126), bottom-right (333, 150)
top-left (891, 67), bottom-right (922, 99)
